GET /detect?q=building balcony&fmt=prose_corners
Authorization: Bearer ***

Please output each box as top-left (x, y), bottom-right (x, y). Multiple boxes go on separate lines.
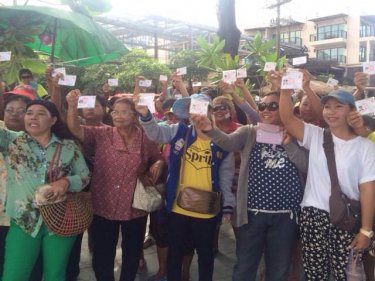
top-left (360, 31), bottom-right (375, 38)
top-left (310, 30), bottom-right (347, 48)
top-left (281, 37), bottom-right (302, 46)
top-left (317, 54), bottom-right (346, 64)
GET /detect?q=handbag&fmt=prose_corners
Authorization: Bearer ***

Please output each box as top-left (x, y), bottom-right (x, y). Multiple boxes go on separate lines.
top-left (132, 179), bottom-right (164, 212)
top-left (176, 128), bottom-right (221, 215)
top-left (346, 249), bottom-right (366, 281)
top-left (132, 132), bottom-right (165, 212)
top-left (37, 144), bottom-right (93, 236)
top-left (177, 186), bottom-right (220, 214)
top-left (323, 129), bottom-right (361, 233)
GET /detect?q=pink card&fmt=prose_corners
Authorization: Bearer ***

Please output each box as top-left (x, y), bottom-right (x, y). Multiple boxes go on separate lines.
top-left (256, 123), bottom-right (283, 145)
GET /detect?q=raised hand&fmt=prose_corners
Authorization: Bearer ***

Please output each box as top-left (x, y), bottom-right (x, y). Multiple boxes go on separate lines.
top-left (66, 89), bottom-right (80, 107)
top-left (133, 94), bottom-right (149, 117)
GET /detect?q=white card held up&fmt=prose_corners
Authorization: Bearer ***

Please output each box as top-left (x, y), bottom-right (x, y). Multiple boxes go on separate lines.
top-left (0, 51), bottom-right (11, 62)
top-left (192, 82), bottom-right (202, 87)
top-left (77, 96), bottom-right (96, 109)
top-left (281, 71), bottom-right (303, 90)
top-left (222, 70), bottom-right (237, 84)
top-left (139, 80), bottom-right (152, 87)
top-left (108, 78), bottom-right (118, 87)
top-left (363, 62), bottom-right (375, 75)
top-left (236, 68), bottom-right (247, 78)
top-left (58, 75), bottom-right (76, 86)
top-left (264, 62), bottom-right (277, 72)
top-left (52, 67), bottom-right (66, 78)
top-left (189, 98), bottom-right (210, 116)
top-left (356, 97), bottom-right (375, 115)
top-left (327, 78), bottom-right (338, 86)
top-left (292, 56), bottom-right (307, 66)
top-left (176, 67), bottom-right (187, 76)
top-left (159, 75), bottom-right (168, 82)
top-left (139, 93), bottom-right (156, 113)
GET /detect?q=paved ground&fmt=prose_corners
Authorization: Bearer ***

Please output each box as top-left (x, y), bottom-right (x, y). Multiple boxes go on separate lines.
top-left (77, 223), bottom-right (238, 281)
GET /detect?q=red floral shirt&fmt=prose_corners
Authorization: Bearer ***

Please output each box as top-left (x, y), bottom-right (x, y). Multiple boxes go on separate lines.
top-left (83, 126), bottom-right (162, 221)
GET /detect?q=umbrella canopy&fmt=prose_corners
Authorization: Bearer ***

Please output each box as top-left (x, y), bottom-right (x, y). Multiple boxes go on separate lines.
top-left (0, 5), bottom-right (128, 66)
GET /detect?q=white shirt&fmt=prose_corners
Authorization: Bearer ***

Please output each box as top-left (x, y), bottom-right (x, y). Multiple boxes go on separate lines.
top-left (299, 123), bottom-right (375, 212)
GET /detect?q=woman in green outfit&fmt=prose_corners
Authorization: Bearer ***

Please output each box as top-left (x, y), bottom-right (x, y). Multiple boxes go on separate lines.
top-left (0, 100), bottom-right (90, 281)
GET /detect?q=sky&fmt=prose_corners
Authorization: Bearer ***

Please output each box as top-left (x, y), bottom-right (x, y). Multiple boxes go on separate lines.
top-left (1, 0), bottom-right (375, 30)
top-left (107, 0), bottom-right (375, 29)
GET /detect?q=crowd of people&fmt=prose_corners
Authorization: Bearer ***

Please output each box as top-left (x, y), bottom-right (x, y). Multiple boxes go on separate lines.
top-left (0, 65), bottom-right (374, 281)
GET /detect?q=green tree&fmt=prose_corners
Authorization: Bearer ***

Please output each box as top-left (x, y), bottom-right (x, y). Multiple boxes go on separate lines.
top-left (243, 32), bottom-right (286, 90)
top-left (81, 49), bottom-right (170, 92)
top-left (0, 17), bottom-right (46, 84)
top-left (169, 49), bottom-right (210, 82)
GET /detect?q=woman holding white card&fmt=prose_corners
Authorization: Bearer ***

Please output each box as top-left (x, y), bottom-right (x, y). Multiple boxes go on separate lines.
top-left (66, 91), bottom-right (164, 281)
top-left (279, 85), bottom-right (375, 280)
top-left (134, 94), bottom-right (235, 281)
top-left (193, 91), bottom-right (308, 281)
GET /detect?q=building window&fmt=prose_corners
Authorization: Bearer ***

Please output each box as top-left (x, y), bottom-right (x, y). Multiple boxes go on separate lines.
top-left (279, 30), bottom-right (302, 45)
top-left (359, 46), bottom-right (367, 62)
top-left (360, 22), bottom-right (375, 37)
top-left (317, 24), bottom-right (346, 40)
top-left (317, 47), bottom-right (345, 62)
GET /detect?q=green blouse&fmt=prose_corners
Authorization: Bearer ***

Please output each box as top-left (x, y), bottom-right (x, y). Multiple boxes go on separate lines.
top-left (0, 129), bottom-right (90, 237)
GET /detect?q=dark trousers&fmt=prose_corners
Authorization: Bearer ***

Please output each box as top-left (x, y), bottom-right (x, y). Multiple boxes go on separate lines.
top-left (167, 212), bottom-right (218, 281)
top-left (92, 215), bottom-right (147, 281)
top-left (0, 225), bottom-right (42, 281)
top-left (232, 212), bottom-right (298, 281)
top-left (65, 232), bottom-right (84, 281)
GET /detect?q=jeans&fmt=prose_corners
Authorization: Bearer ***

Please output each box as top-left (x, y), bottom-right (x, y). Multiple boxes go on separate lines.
top-left (167, 212), bottom-right (218, 281)
top-left (91, 215), bottom-right (147, 281)
top-left (233, 211), bottom-right (298, 281)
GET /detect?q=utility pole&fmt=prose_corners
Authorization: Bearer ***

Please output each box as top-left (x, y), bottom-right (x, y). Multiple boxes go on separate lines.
top-left (267, 0), bottom-right (292, 58)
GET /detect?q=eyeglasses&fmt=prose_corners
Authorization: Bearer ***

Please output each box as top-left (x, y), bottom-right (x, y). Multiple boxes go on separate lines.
top-left (258, 101), bottom-right (279, 112)
top-left (5, 107), bottom-right (27, 115)
top-left (21, 75), bottom-right (32, 79)
top-left (110, 110), bottom-right (135, 117)
top-left (213, 105), bottom-right (228, 112)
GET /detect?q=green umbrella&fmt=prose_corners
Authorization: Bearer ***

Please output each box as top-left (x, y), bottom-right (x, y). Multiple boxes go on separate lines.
top-left (0, 5), bottom-right (128, 66)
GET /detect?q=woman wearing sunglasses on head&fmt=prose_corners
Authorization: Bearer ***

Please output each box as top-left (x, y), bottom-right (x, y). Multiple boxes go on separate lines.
top-left (192, 91), bottom-right (308, 281)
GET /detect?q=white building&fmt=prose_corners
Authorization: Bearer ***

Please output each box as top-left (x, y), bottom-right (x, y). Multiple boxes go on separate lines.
top-left (244, 13), bottom-right (375, 83)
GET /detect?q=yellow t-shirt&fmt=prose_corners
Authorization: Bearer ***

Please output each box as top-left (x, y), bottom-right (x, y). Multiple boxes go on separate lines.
top-left (172, 137), bottom-right (214, 219)
top-left (368, 132), bottom-right (375, 143)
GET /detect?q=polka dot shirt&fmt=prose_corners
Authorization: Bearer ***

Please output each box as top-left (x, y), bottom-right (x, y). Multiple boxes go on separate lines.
top-left (247, 142), bottom-right (302, 212)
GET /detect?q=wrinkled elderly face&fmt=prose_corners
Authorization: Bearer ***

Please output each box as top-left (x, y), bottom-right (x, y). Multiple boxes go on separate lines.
top-left (4, 99), bottom-right (27, 131)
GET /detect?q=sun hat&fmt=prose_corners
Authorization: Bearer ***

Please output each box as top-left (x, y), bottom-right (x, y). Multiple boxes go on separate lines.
top-left (4, 85), bottom-right (38, 100)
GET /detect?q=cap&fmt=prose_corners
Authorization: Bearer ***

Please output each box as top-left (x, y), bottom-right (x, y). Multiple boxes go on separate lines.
top-left (321, 89), bottom-right (355, 108)
top-left (4, 85), bottom-right (38, 100)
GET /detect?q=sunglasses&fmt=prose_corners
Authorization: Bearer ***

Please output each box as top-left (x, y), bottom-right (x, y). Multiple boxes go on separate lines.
top-left (213, 105), bottom-right (228, 112)
top-left (21, 75), bottom-right (32, 79)
top-left (258, 101), bottom-right (279, 112)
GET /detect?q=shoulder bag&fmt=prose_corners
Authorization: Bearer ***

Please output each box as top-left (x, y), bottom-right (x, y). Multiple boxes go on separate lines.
top-left (323, 129), bottom-right (361, 233)
top-left (132, 132), bottom-right (165, 212)
top-left (37, 143), bottom-right (93, 236)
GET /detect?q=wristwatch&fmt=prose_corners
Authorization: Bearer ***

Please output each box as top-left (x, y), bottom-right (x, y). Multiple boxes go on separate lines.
top-left (360, 228), bottom-right (374, 239)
